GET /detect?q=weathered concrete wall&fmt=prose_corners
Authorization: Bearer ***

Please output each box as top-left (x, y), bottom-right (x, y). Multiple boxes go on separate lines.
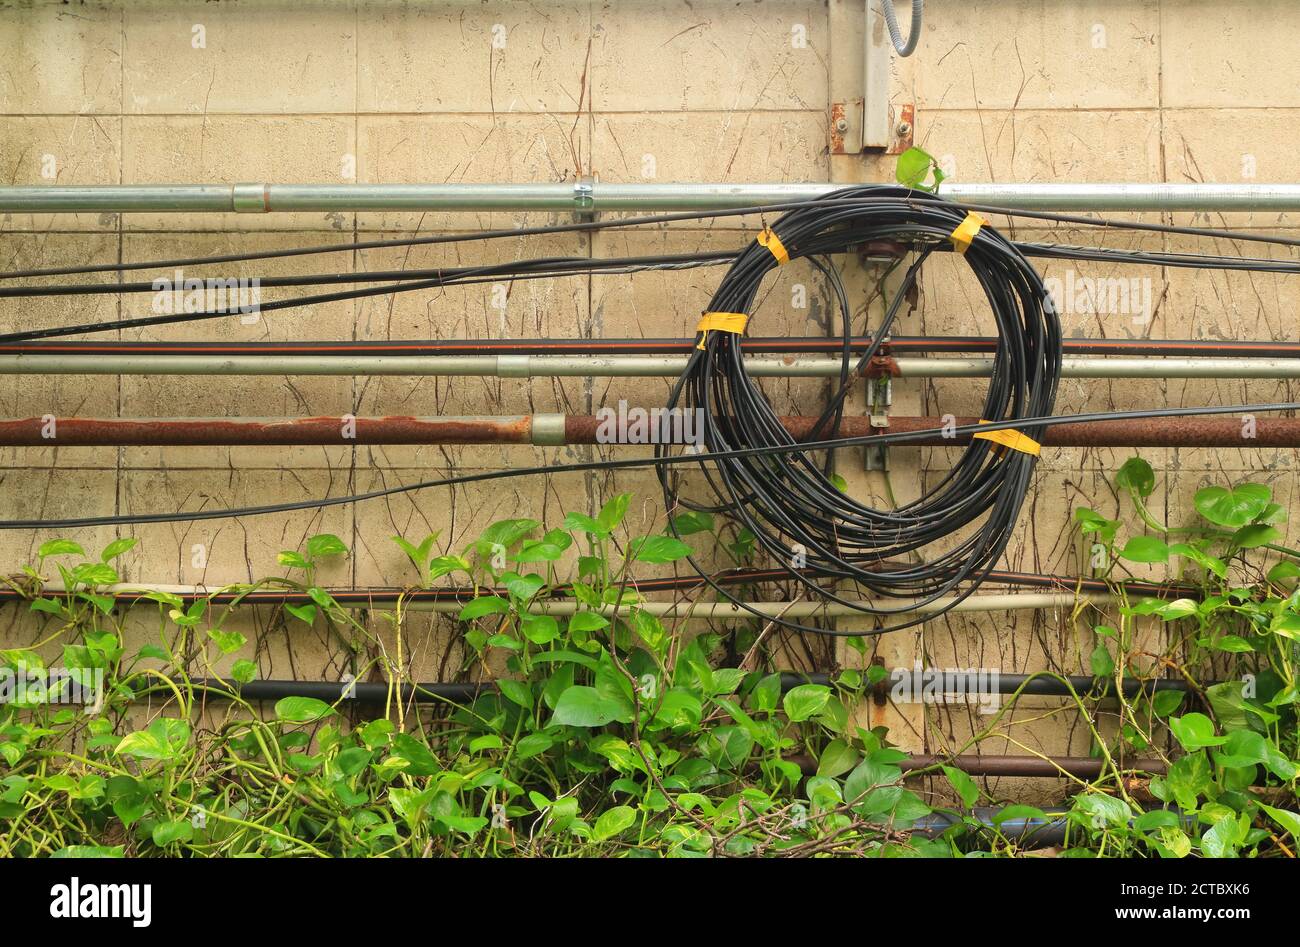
top-left (2, 0), bottom-right (1297, 802)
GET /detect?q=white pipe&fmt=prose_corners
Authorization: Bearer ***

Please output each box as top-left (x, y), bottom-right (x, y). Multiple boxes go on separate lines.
top-left (3, 353), bottom-right (1299, 380)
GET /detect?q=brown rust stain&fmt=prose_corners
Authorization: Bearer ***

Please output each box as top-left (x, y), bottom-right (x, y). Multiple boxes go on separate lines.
top-left (886, 103), bottom-right (915, 155)
top-left (829, 101), bottom-right (847, 154)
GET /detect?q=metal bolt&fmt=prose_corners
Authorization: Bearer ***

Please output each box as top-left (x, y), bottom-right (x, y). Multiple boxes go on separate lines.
top-left (895, 121), bottom-right (912, 137)
top-left (834, 118), bottom-right (849, 133)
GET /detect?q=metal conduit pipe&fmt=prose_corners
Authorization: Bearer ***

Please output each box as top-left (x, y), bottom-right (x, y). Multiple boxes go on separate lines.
top-left (902, 357), bottom-right (1300, 380)
top-left (4, 337), bottom-right (1299, 359)
top-left (6, 414), bottom-right (1300, 447)
top-left (2, 182), bottom-right (1299, 214)
top-left (1, 567), bottom-right (1189, 605)
top-left (24, 583), bottom-right (1113, 618)
top-left (4, 353), bottom-right (1300, 380)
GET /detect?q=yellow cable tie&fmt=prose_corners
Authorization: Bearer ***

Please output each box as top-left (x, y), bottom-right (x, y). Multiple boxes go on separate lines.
top-left (971, 419), bottom-right (1041, 457)
top-left (696, 311), bottom-right (750, 350)
top-left (757, 227), bottom-right (790, 265)
top-left (949, 211), bottom-right (987, 255)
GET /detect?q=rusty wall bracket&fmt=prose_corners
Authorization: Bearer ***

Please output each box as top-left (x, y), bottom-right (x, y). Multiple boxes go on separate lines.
top-left (830, 1), bottom-right (914, 155)
top-left (830, 100), bottom-right (914, 156)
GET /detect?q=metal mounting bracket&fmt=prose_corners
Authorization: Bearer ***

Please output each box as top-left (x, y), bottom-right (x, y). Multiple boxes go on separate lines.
top-left (864, 374), bottom-right (892, 470)
top-left (573, 175), bottom-right (597, 223)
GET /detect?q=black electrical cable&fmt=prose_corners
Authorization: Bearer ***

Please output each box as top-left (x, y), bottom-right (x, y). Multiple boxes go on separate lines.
top-left (11, 238), bottom-right (1293, 300)
top-left (0, 234), bottom-right (1292, 346)
top-left (655, 185), bottom-right (1061, 635)
top-left (0, 251), bottom-right (738, 298)
top-left (0, 204), bottom-right (809, 280)
top-left (1020, 242), bottom-right (1300, 273)
top-left (4, 190), bottom-right (1296, 285)
top-left (0, 253), bottom-right (734, 344)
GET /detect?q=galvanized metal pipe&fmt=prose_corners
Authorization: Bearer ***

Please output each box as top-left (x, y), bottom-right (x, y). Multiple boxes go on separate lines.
top-left (3, 566), bottom-right (1187, 606)
top-left (5, 414), bottom-right (1299, 447)
top-left (4, 337), bottom-right (1297, 359)
top-left (947, 181), bottom-right (1300, 213)
top-left (898, 356), bottom-right (1300, 380)
top-left (3, 353), bottom-right (1300, 380)
top-left (2, 181), bottom-right (1299, 214)
top-left (0, 353), bottom-right (843, 378)
top-left (32, 582), bottom-right (1108, 617)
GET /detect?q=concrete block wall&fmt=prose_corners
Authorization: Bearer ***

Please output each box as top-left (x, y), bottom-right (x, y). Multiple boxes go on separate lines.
top-left (2, 1), bottom-right (1297, 800)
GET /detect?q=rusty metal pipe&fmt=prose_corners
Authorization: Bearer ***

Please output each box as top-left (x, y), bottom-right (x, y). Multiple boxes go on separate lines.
top-left (3, 414), bottom-right (1297, 447)
top-left (0, 415), bottom-right (535, 446)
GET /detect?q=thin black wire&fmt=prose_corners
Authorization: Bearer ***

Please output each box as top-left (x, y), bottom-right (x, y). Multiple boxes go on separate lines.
top-left (0, 251), bottom-right (737, 297)
top-left (0, 255), bottom-right (734, 344)
top-left (1, 185), bottom-right (1295, 345)
top-left (3, 190), bottom-right (1296, 283)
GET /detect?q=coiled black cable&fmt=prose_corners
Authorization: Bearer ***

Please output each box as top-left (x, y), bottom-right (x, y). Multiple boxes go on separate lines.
top-left (658, 186), bottom-right (1062, 634)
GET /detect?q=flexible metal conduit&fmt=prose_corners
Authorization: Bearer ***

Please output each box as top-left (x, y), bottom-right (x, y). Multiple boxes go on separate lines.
top-left (880, 0), bottom-right (924, 57)
top-left (3, 353), bottom-right (1299, 380)
top-left (6, 414), bottom-right (1298, 447)
top-left (2, 182), bottom-right (1299, 213)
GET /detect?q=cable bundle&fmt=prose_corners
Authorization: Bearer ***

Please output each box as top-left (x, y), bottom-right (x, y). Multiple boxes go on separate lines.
top-left (659, 186), bottom-right (1062, 634)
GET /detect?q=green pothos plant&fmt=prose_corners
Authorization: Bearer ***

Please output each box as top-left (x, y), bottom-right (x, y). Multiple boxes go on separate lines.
top-left (0, 470), bottom-right (1295, 857)
top-left (0, 496), bottom-right (951, 858)
top-left (1069, 456), bottom-right (1299, 856)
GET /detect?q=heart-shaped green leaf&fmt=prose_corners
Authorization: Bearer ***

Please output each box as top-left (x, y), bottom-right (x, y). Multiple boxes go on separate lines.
top-left (1194, 483), bottom-right (1270, 528)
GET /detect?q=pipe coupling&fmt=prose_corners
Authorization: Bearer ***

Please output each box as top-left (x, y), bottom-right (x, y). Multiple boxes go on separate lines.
top-left (531, 413), bottom-right (567, 446)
